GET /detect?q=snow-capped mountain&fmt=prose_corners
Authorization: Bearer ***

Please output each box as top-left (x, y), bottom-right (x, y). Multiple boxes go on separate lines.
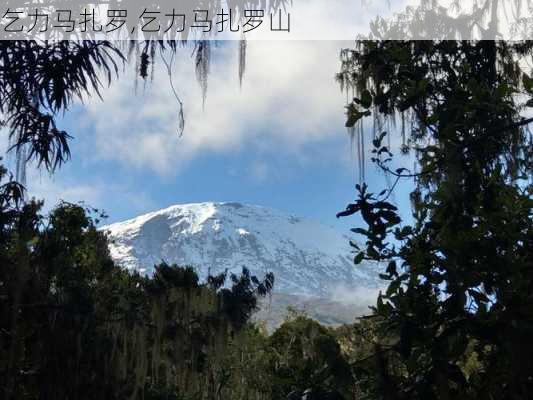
top-left (103, 202), bottom-right (381, 299)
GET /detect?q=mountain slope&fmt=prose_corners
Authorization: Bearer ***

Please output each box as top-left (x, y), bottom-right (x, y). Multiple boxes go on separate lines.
top-left (103, 202), bottom-right (381, 301)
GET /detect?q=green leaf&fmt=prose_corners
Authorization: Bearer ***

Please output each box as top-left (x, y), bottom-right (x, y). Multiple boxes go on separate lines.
top-left (351, 227), bottom-right (369, 236)
top-left (345, 108), bottom-right (371, 127)
top-left (354, 252), bottom-right (365, 265)
top-left (386, 260), bottom-right (397, 276)
top-left (523, 73), bottom-right (533, 92)
top-left (386, 279), bottom-right (401, 297)
top-left (360, 89), bottom-right (372, 108)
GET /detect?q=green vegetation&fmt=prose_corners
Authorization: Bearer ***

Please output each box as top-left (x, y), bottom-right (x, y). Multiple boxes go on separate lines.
top-left (0, 18), bottom-right (531, 400)
top-left (0, 169), bottom-right (278, 399)
top-left (0, 163), bottom-right (358, 399)
top-left (337, 41), bottom-right (533, 399)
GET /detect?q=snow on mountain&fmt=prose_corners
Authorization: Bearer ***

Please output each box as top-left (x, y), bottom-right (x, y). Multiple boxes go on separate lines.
top-left (103, 202), bottom-right (381, 299)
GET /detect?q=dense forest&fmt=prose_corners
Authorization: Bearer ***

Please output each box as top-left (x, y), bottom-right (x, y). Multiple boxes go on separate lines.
top-left (0, 168), bottom-right (358, 399)
top-left (1, 2), bottom-right (532, 399)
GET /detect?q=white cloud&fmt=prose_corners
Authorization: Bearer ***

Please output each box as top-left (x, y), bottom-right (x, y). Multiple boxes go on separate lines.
top-left (81, 40), bottom-right (354, 176)
top-left (20, 168), bottom-right (157, 221)
top-left (331, 283), bottom-right (385, 307)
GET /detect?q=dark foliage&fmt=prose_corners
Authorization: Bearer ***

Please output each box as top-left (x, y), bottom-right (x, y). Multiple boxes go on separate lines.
top-left (338, 40), bottom-right (533, 399)
top-left (266, 316), bottom-right (355, 400)
top-left (0, 41), bottom-right (124, 170)
top-left (0, 170), bottom-right (274, 399)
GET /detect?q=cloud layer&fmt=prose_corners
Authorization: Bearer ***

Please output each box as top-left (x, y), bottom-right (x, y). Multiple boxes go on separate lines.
top-left (82, 41), bottom-right (352, 176)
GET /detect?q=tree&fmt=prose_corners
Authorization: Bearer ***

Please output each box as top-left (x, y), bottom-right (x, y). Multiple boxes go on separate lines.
top-left (0, 171), bottom-right (274, 399)
top-left (0, 0), bottom-right (291, 181)
top-left (0, 41), bottom-right (124, 174)
top-left (0, 39), bottom-right (213, 179)
top-left (266, 316), bottom-right (354, 400)
top-left (355, 0), bottom-right (533, 41)
top-left (337, 40), bottom-right (533, 399)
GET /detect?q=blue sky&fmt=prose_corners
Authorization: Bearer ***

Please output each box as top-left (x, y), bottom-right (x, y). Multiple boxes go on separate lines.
top-left (11, 41), bottom-right (415, 237)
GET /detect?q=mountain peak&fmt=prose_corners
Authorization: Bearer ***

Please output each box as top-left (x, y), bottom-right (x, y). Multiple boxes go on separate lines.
top-left (104, 202), bottom-right (381, 298)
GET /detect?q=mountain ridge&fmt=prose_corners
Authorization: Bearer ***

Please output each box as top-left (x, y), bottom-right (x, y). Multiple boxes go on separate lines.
top-left (104, 201), bottom-right (381, 297)
top-left (103, 202), bottom-right (382, 325)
